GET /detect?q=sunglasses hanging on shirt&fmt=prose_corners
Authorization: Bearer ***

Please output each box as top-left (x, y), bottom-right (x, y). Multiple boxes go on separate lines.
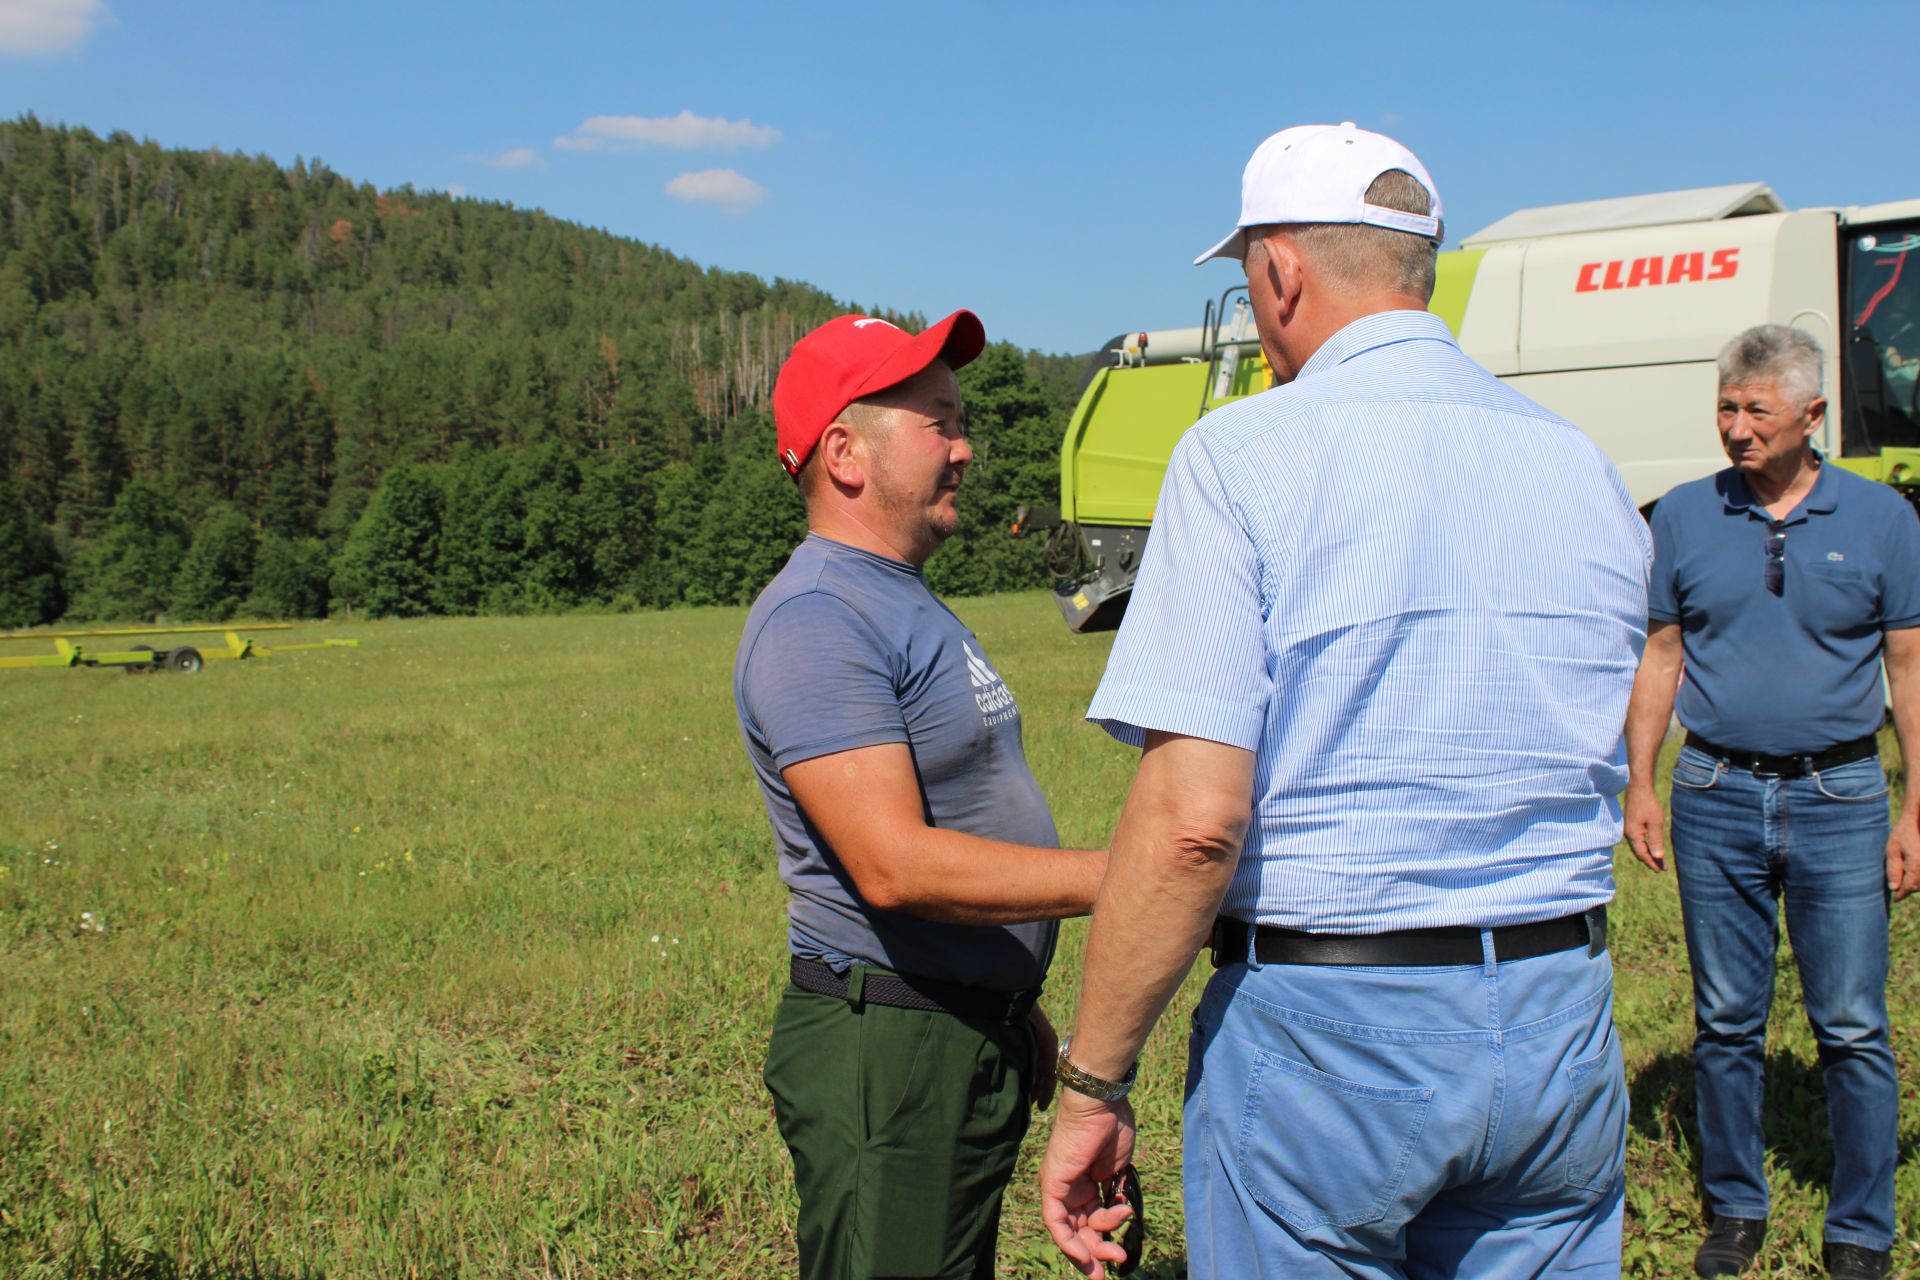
top-left (1764, 526), bottom-right (1786, 596)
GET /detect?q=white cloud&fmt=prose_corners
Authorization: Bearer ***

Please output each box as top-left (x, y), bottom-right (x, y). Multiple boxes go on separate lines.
top-left (0, 0), bottom-right (106, 54)
top-left (555, 110), bottom-right (781, 152)
top-left (444, 183), bottom-right (468, 198)
top-left (665, 169), bottom-right (766, 214)
top-left (479, 146), bottom-right (540, 168)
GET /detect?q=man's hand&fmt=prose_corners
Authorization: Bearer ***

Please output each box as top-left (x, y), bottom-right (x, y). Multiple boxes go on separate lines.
top-left (1888, 813), bottom-right (1920, 900)
top-left (1029, 1004), bottom-right (1059, 1111)
top-left (1623, 783), bottom-right (1667, 872)
top-left (1039, 1091), bottom-right (1136, 1278)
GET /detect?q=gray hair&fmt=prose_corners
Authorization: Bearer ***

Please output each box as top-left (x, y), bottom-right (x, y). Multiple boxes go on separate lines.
top-left (1248, 170), bottom-right (1442, 300)
top-left (1717, 324), bottom-right (1823, 403)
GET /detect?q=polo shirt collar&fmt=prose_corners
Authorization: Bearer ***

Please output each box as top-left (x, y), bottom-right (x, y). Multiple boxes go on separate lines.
top-left (1717, 450), bottom-right (1840, 521)
top-left (1298, 309), bottom-right (1458, 381)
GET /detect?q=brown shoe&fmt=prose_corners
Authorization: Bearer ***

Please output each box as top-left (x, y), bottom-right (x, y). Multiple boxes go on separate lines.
top-left (1694, 1217), bottom-right (1767, 1277)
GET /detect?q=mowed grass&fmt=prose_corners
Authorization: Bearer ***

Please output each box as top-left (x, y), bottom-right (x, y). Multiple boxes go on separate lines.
top-left (1, 597), bottom-right (1917, 1279)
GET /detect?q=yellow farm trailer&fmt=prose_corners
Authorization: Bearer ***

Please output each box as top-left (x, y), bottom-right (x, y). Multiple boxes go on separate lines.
top-left (0, 624), bottom-right (357, 675)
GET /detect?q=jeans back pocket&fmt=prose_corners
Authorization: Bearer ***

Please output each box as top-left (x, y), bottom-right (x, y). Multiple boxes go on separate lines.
top-left (1234, 1047), bottom-right (1432, 1230)
top-left (1562, 1025), bottom-right (1627, 1194)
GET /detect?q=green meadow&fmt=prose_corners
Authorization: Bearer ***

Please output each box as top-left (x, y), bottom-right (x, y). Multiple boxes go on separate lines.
top-left (2, 597), bottom-right (1917, 1278)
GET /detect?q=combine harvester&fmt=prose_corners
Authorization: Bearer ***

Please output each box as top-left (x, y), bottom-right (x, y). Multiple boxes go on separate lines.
top-left (0, 623), bottom-right (357, 675)
top-left (1019, 183), bottom-right (1920, 631)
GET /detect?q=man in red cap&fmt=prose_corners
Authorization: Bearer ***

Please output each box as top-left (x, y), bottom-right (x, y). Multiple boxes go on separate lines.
top-left (734, 311), bottom-right (1108, 1278)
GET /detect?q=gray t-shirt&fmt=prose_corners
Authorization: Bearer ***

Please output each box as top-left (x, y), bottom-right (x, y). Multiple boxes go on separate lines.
top-left (734, 534), bottom-right (1061, 992)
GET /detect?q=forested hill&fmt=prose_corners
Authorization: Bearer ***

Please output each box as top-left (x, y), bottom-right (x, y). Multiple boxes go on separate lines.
top-left (0, 116), bottom-right (1075, 626)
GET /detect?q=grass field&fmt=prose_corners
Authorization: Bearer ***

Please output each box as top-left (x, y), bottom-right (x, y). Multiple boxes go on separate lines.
top-left (2, 595), bottom-right (1918, 1278)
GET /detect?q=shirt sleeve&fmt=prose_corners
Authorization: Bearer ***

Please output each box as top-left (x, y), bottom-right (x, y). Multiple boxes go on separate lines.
top-left (1647, 495), bottom-right (1682, 623)
top-left (741, 592), bottom-right (909, 770)
top-left (1880, 495), bottom-right (1920, 629)
top-left (1086, 429), bottom-right (1274, 751)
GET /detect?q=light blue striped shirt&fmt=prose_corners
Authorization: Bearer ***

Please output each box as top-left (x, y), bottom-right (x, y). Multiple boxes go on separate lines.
top-left (1088, 310), bottom-right (1651, 932)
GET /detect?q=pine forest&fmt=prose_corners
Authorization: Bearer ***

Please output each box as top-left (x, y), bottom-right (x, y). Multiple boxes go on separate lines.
top-left (0, 116), bottom-right (1079, 627)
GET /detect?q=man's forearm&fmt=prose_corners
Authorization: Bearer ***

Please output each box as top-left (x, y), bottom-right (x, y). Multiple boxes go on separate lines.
top-left (1066, 733), bottom-right (1253, 1081)
top-left (1624, 623), bottom-right (1684, 789)
top-left (784, 742), bottom-right (1107, 926)
top-left (874, 837), bottom-right (1106, 925)
top-left (1067, 829), bottom-right (1235, 1081)
top-left (1883, 634), bottom-right (1920, 816)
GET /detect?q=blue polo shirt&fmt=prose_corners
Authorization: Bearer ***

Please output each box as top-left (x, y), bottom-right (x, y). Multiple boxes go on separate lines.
top-left (1650, 460), bottom-right (1920, 754)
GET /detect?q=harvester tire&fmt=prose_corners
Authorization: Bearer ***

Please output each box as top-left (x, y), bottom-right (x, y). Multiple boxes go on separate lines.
top-left (164, 646), bottom-right (204, 675)
top-left (125, 643), bottom-right (156, 675)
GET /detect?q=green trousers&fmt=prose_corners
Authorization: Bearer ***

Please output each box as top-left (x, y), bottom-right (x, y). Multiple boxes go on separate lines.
top-left (763, 978), bottom-right (1036, 1280)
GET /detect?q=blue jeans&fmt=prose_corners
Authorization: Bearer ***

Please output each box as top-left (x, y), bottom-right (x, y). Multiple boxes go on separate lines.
top-left (1668, 745), bottom-right (1896, 1251)
top-left (1185, 935), bottom-right (1625, 1277)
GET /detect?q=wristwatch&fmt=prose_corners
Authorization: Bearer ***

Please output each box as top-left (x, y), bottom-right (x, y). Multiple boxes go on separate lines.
top-left (1057, 1036), bottom-right (1137, 1103)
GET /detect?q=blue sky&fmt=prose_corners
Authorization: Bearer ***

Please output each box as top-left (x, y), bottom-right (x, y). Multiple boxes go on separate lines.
top-left (3, 0), bottom-right (1914, 354)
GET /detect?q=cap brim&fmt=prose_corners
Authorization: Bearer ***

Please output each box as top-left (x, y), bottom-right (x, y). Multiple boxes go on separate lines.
top-left (848, 308), bottom-right (987, 401)
top-left (1194, 226), bottom-right (1247, 266)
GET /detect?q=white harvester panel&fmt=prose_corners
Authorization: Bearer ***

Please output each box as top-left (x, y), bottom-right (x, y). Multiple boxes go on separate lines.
top-left (1457, 208), bottom-right (1841, 508)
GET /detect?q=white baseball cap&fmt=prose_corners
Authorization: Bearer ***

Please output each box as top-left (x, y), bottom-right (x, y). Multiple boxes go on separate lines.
top-left (1195, 121), bottom-right (1443, 265)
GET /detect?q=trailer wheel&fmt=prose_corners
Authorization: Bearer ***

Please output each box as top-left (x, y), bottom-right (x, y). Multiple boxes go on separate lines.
top-left (164, 646), bottom-right (204, 675)
top-left (124, 643), bottom-right (156, 675)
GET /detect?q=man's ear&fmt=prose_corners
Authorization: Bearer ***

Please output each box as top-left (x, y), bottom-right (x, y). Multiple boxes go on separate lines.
top-left (816, 420), bottom-right (864, 492)
top-left (1265, 235), bottom-right (1307, 324)
top-left (1804, 395), bottom-right (1829, 435)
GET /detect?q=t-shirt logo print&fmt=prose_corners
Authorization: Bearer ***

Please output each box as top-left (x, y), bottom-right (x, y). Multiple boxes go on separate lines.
top-left (964, 642), bottom-right (1017, 724)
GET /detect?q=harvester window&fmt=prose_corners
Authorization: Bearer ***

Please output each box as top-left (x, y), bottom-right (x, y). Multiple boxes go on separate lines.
top-left (1844, 224), bottom-right (1920, 453)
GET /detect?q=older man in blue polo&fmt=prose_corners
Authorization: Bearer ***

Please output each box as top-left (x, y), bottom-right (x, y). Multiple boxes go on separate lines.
top-left (1623, 324), bottom-right (1920, 1280)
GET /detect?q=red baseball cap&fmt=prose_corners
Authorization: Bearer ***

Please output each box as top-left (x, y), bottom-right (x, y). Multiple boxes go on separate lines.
top-left (772, 310), bottom-right (987, 476)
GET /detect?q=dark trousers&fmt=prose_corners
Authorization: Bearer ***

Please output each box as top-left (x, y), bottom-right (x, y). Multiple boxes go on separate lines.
top-left (763, 980), bottom-right (1035, 1280)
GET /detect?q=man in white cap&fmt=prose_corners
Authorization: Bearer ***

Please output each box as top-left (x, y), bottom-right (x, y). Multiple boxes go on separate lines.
top-left (1038, 123), bottom-right (1651, 1276)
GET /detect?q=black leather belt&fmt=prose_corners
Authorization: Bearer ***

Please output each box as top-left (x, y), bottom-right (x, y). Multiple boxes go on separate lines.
top-left (1210, 906), bottom-right (1606, 968)
top-left (790, 956), bottom-right (1039, 1023)
top-left (1684, 731), bottom-right (1878, 779)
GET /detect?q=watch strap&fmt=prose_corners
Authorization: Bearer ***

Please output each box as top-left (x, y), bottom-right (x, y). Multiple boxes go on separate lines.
top-left (1057, 1036), bottom-right (1137, 1103)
